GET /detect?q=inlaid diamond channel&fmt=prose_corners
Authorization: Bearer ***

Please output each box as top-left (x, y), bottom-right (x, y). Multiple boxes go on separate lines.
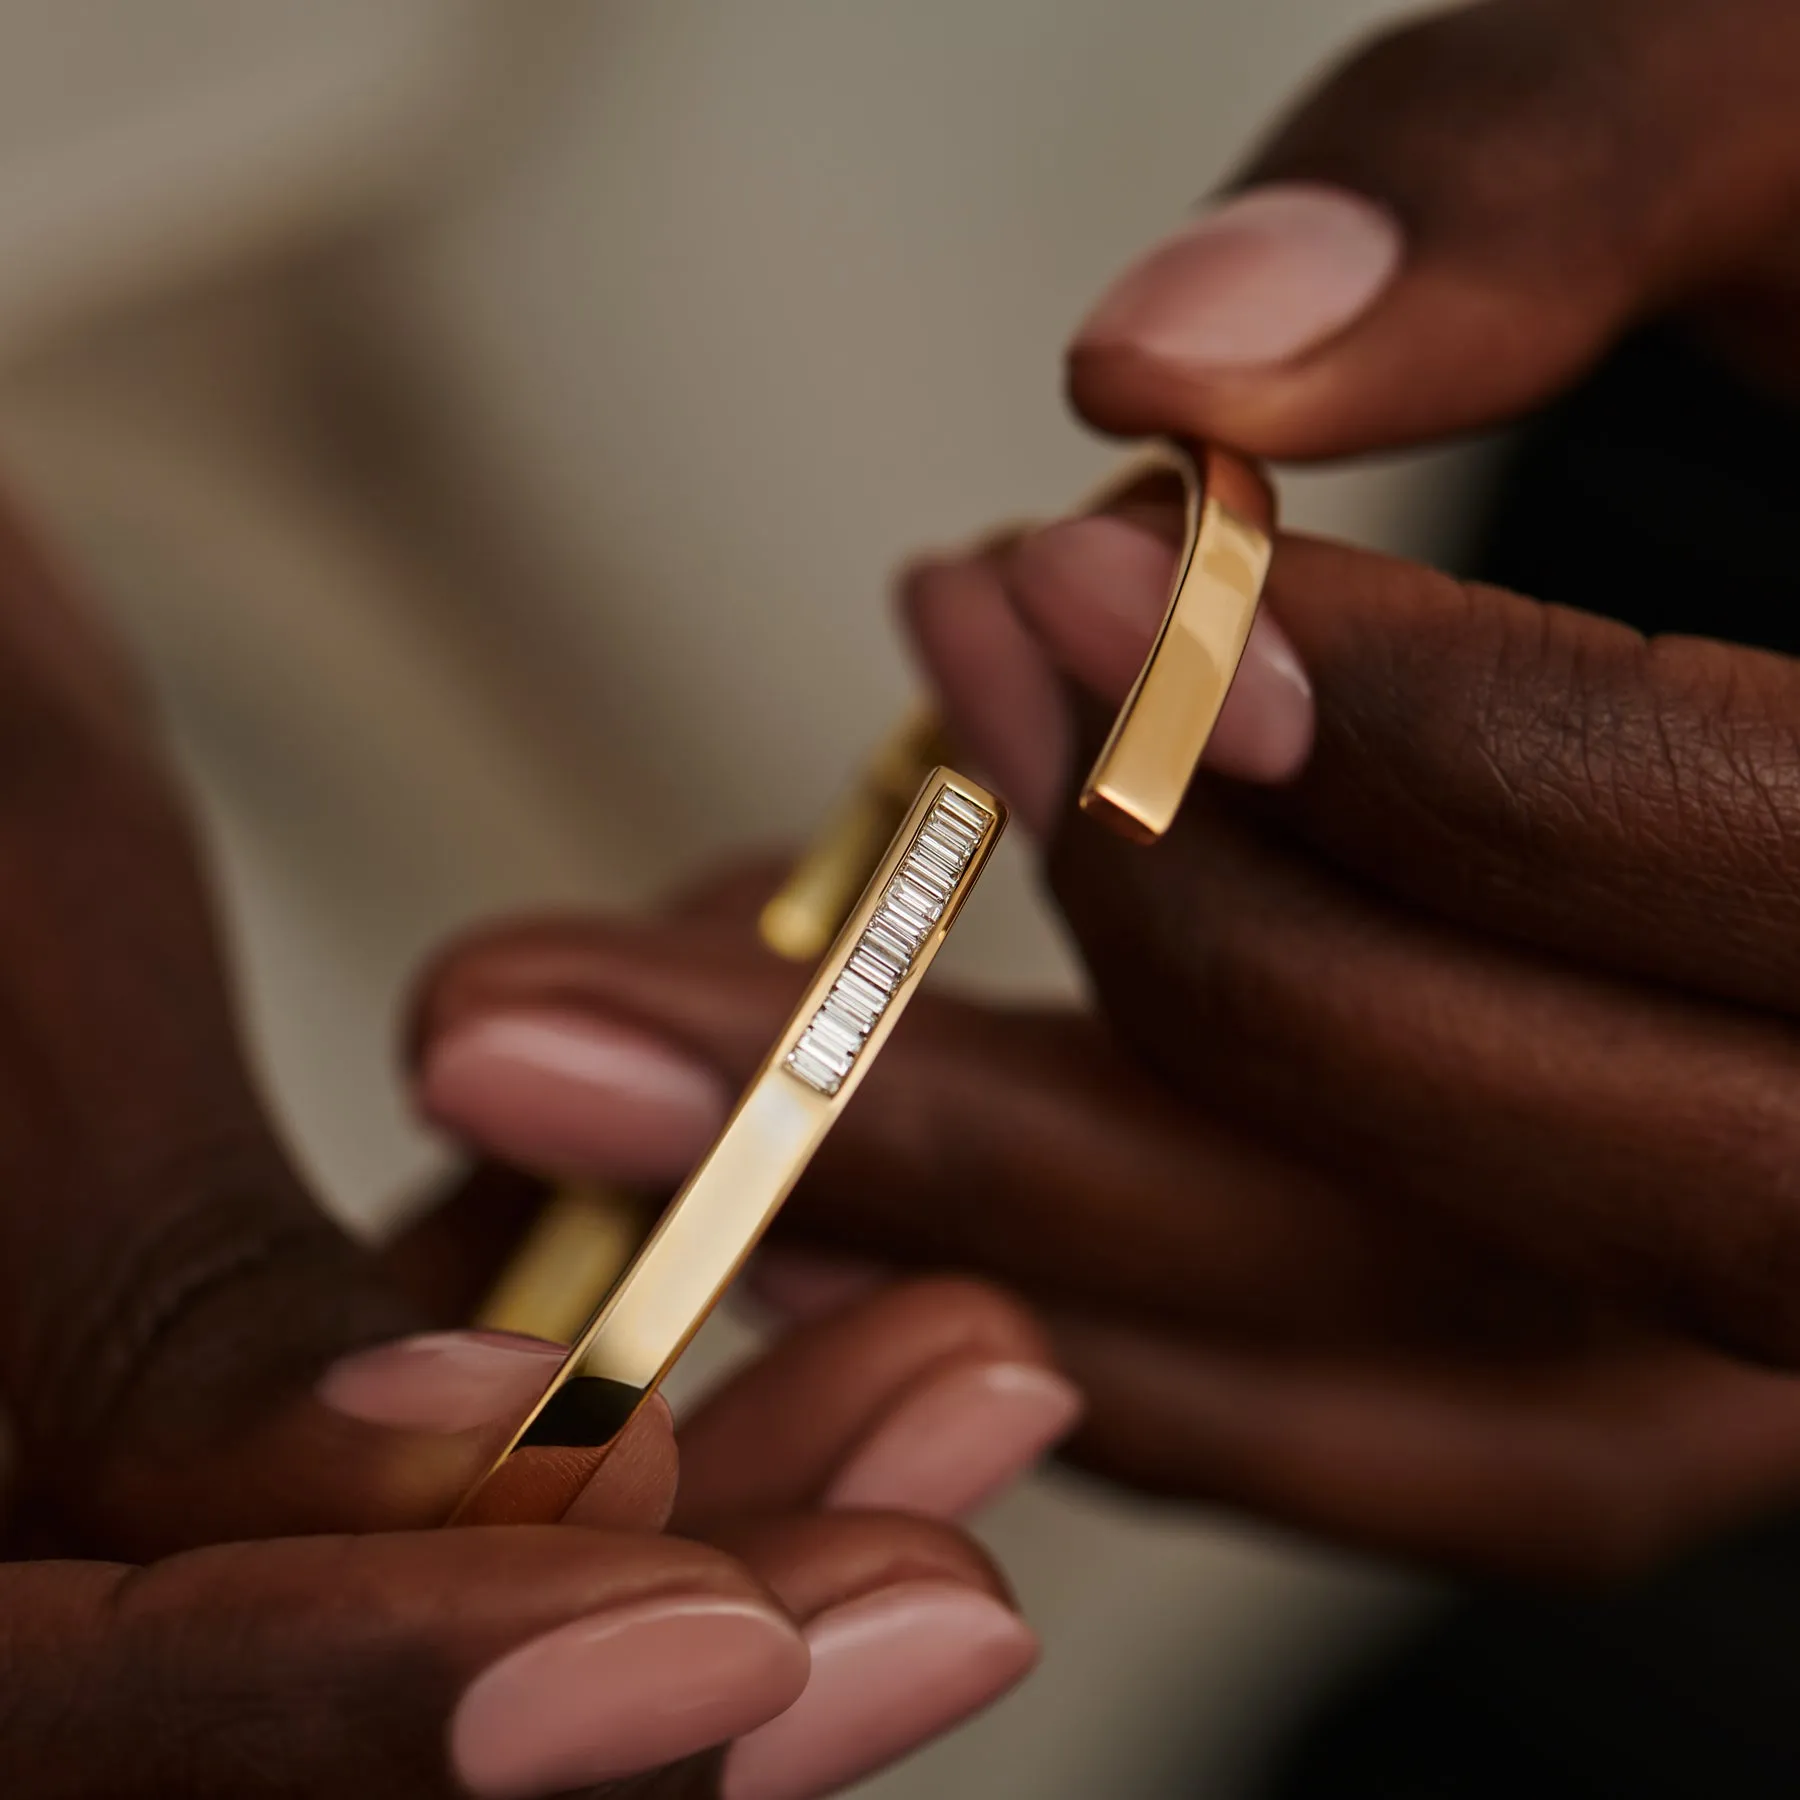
top-left (784, 787), bottom-right (994, 1096)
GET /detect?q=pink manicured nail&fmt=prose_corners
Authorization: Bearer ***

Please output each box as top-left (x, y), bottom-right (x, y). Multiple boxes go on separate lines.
top-left (419, 1008), bottom-right (729, 1183)
top-left (1075, 182), bottom-right (1402, 369)
top-left (744, 1247), bottom-right (891, 1325)
top-left (1010, 514), bottom-right (1313, 783)
top-left (723, 1582), bottom-right (1037, 1800)
top-left (318, 1330), bottom-right (564, 1433)
top-left (901, 555), bottom-right (1071, 839)
top-left (1212, 610), bottom-right (1314, 783)
top-left (828, 1361), bottom-right (1082, 1519)
top-left (452, 1595), bottom-right (809, 1799)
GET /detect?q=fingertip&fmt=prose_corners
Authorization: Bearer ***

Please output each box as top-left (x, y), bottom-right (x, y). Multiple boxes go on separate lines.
top-left (1205, 607), bottom-right (1316, 784)
top-left (1073, 184), bottom-right (1403, 373)
top-left (1006, 513), bottom-right (1175, 704)
top-left (1006, 514), bottom-right (1314, 788)
top-left (453, 1591), bottom-right (808, 1798)
top-left (826, 1360), bottom-right (1083, 1520)
top-left (901, 553), bottom-right (1069, 838)
top-left (723, 1581), bottom-right (1036, 1800)
top-left (417, 1008), bottom-right (729, 1184)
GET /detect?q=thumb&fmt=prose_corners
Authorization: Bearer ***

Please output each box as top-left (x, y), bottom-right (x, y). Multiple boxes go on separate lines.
top-left (1070, 0), bottom-right (1800, 458)
top-left (0, 1528), bottom-right (807, 1800)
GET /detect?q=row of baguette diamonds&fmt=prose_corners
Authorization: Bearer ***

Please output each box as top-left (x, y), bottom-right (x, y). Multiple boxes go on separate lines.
top-left (785, 788), bottom-right (993, 1095)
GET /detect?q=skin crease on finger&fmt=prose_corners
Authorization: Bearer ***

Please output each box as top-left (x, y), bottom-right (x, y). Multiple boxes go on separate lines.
top-left (902, 516), bottom-right (1800, 1367)
top-left (397, 497), bottom-right (1800, 1578)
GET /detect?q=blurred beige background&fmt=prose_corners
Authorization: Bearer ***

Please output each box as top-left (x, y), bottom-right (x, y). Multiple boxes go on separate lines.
top-left (0, 3), bottom-right (1484, 1793)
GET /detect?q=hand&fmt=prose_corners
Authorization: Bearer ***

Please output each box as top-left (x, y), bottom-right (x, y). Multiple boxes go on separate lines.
top-left (400, 0), bottom-right (1800, 1584)
top-left (1065, 0), bottom-right (1800, 457)
top-left (410, 515), bottom-right (1800, 1583)
top-left (0, 498), bottom-right (1056, 1798)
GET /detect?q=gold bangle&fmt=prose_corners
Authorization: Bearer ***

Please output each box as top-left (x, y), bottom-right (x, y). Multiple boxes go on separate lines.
top-left (1076, 441), bottom-right (1275, 844)
top-left (472, 1184), bottom-right (646, 1343)
top-left (471, 441), bottom-right (1272, 1350)
top-left (455, 768), bottom-right (1005, 1521)
top-left (473, 712), bottom-right (954, 1350)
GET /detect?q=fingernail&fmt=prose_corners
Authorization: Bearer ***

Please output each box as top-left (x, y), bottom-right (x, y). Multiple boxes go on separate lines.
top-left (723, 1582), bottom-right (1037, 1800)
top-left (1209, 608), bottom-right (1314, 783)
top-left (828, 1361), bottom-right (1082, 1519)
top-left (1010, 514), bottom-right (1314, 783)
top-left (1009, 513), bottom-right (1179, 701)
top-left (901, 554), bottom-right (1070, 839)
top-left (419, 1008), bottom-right (730, 1183)
top-left (453, 1595), bottom-right (809, 1799)
top-left (1075, 182), bottom-right (1402, 370)
top-left (318, 1330), bottom-right (564, 1433)
top-left (744, 1247), bottom-right (891, 1326)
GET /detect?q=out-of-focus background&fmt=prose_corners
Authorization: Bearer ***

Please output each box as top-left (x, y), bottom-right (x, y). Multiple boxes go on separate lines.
top-left (0, 4), bottom-right (1488, 1793)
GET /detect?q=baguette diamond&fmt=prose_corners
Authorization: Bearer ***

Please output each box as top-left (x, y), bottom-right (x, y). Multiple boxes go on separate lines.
top-left (785, 787), bottom-right (995, 1095)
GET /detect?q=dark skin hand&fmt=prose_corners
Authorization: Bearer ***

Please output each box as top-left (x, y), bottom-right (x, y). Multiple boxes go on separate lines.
top-left (0, 498), bottom-right (1054, 1798)
top-left (411, 0), bottom-right (1800, 1582)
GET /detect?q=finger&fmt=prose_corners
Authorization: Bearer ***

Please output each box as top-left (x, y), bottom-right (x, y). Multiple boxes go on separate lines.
top-left (316, 1332), bottom-right (678, 1535)
top-left (899, 549), bottom-right (1070, 838)
top-left (984, 524), bottom-right (1800, 1362)
top-left (1050, 1311), bottom-right (1800, 1579)
top-left (1244, 535), bottom-right (1800, 1016)
top-left (1069, 0), bottom-right (1800, 458)
top-left (712, 1510), bottom-right (1035, 1800)
top-left (0, 1526), bottom-right (807, 1800)
top-left (1050, 752), bottom-right (1800, 1364)
top-left (673, 1277), bottom-right (1078, 1529)
top-left (1008, 511), bottom-right (1800, 1021)
top-left (408, 916), bottom-right (790, 1194)
top-left (0, 494), bottom-right (551, 1552)
top-left (377, 856), bottom-right (792, 1324)
top-left (898, 522), bottom-right (1313, 841)
top-left (407, 913), bottom-right (740, 1187)
top-left (407, 915), bottom-right (1526, 1352)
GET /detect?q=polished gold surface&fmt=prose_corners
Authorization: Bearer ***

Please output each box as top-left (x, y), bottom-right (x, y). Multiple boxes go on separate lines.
top-left (472, 441), bottom-right (1269, 1352)
top-left (472, 712), bottom-right (952, 1350)
top-left (473, 1183), bottom-right (644, 1343)
top-left (1078, 442), bottom-right (1276, 844)
top-left (458, 769), bottom-right (1005, 1508)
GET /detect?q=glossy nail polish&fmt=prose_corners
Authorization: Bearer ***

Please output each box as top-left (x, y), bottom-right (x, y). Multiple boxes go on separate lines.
top-left (318, 1330), bottom-right (565, 1434)
top-left (453, 1596), bottom-right (809, 1798)
top-left (723, 1583), bottom-right (1037, 1800)
top-left (1075, 182), bottom-right (1403, 370)
top-left (901, 555), bottom-right (1071, 839)
top-left (419, 1008), bottom-right (729, 1183)
top-left (828, 1361), bottom-right (1082, 1519)
top-left (1010, 514), bottom-right (1314, 783)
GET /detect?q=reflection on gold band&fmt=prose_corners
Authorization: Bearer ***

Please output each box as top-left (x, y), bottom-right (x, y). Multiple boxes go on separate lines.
top-left (1077, 442), bottom-right (1276, 844)
top-left (471, 440), bottom-right (1272, 1353)
top-left (456, 770), bottom-right (1006, 1513)
top-left (473, 1185), bottom-right (644, 1346)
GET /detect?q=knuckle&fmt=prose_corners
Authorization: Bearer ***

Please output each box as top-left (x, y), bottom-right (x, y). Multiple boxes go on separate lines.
top-left (15, 1128), bottom-right (370, 1491)
top-left (1372, 582), bottom-right (1800, 912)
